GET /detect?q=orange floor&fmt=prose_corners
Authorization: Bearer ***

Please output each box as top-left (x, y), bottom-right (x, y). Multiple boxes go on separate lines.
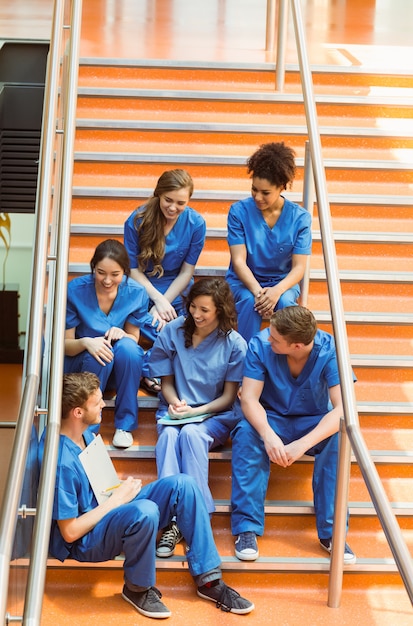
top-left (2, 0), bottom-right (413, 69)
top-left (2, 1), bottom-right (413, 624)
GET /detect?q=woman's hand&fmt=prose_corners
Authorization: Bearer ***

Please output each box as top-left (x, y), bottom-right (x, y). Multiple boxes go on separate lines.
top-left (152, 294), bottom-right (178, 322)
top-left (105, 326), bottom-right (127, 344)
top-left (83, 336), bottom-right (114, 366)
top-left (149, 306), bottom-right (168, 332)
top-left (168, 399), bottom-right (195, 419)
top-left (254, 286), bottom-right (282, 318)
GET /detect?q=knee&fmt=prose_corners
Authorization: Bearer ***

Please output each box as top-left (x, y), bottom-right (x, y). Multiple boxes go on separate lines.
top-left (114, 338), bottom-right (144, 362)
top-left (277, 290), bottom-right (298, 309)
top-left (157, 425), bottom-right (180, 446)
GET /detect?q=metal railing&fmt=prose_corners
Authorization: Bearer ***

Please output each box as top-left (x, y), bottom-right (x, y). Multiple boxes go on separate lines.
top-left (267, 0), bottom-right (413, 607)
top-left (0, 1), bottom-right (82, 624)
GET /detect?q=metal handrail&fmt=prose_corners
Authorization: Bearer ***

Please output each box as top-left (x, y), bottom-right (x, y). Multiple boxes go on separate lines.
top-left (0, 0), bottom-right (82, 624)
top-left (284, 0), bottom-right (413, 606)
top-left (0, 0), bottom-right (66, 622)
top-left (23, 0), bottom-right (83, 622)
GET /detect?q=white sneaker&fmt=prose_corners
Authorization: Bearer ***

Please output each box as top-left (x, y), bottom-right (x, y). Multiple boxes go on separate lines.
top-left (112, 429), bottom-right (133, 448)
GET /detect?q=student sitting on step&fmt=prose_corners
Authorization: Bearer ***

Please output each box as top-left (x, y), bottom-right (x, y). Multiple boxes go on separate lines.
top-left (230, 305), bottom-right (357, 564)
top-left (64, 239), bottom-right (147, 449)
top-left (124, 168), bottom-right (206, 395)
top-left (225, 142), bottom-right (312, 342)
top-left (38, 372), bottom-right (254, 619)
top-left (148, 277), bottom-right (247, 558)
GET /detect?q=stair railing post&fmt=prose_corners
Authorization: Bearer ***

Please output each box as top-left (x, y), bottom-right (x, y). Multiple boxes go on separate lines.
top-left (275, 0), bottom-right (289, 91)
top-left (300, 140), bottom-right (314, 307)
top-left (265, 0), bottom-right (276, 51)
top-left (328, 417), bottom-right (352, 607)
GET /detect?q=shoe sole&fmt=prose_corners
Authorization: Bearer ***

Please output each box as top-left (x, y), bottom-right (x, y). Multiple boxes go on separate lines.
top-left (319, 542), bottom-right (357, 565)
top-left (196, 589), bottom-right (255, 614)
top-left (234, 549), bottom-right (259, 561)
top-left (156, 549), bottom-right (174, 558)
top-left (122, 592), bottom-right (172, 619)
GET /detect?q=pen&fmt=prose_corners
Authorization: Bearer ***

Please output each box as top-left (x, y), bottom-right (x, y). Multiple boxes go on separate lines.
top-left (101, 483), bottom-right (121, 494)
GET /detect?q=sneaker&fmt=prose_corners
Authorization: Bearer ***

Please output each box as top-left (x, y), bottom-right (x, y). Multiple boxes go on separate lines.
top-left (156, 521), bottom-right (183, 558)
top-left (197, 580), bottom-right (254, 614)
top-left (319, 537), bottom-right (357, 564)
top-left (234, 531), bottom-right (259, 561)
top-left (112, 429), bottom-right (133, 448)
top-left (122, 585), bottom-right (171, 619)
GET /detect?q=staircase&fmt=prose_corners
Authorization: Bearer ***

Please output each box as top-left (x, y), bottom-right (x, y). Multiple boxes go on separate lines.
top-left (37, 58), bottom-right (413, 624)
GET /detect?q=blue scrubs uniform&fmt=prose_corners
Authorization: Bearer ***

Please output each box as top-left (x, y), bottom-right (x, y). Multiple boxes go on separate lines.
top-left (38, 429), bottom-right (222, 589)
top-left (226, 196), bottom-right (312, 341)
top-left (64, 274), bottom-right (148, 432)
top-left (148, 316), bottom-right (247, 513)
top-left (124, 205), bottom-right (206, 343)
top-left (231, 327), bottom-right (354, 540)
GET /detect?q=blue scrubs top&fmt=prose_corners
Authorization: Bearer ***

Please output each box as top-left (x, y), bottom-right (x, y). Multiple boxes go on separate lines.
top-left (244, 328), bottom-right (351, 419)
top-left (226, 196), bottom-right (312, 284)
top-left (66, 274), bottom-right (149, 336)
top-left (124, 205), bottom-right (206, 293)
top-left (38, 429), bottom-right (97, 561)
top-left (148, 316), bottom-right (247, 412)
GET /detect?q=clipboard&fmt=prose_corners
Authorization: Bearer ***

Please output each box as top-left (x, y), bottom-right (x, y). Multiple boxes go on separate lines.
top-left (79, 434), bottom-right (119, 505)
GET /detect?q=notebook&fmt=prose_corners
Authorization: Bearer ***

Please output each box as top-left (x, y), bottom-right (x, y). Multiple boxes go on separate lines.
top-left (79, 434), bottom-right (120, 505)
top-left (158, 413), bottom-right (213, 426)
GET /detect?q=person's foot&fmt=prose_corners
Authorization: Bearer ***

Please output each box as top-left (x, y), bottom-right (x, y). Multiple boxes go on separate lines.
top-left (319, 537), bottom-right (357, 564)
top-left (140, 377), bottom-right (161, 394)
top-left (122, 585), bottom-right (171, 619)
top-left (234, 531), bottom-right (259, 561)
top-left (197, 580), bottom-right (254, 614)
top-left (112, 429), bottom-right (133, 448)
top-left (156, 521), bottom-right (183, 558)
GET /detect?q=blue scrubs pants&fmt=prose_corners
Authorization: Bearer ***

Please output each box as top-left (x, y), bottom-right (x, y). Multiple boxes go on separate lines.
top-left (231, 415), bottom-right (342, 540)
top-left (228, 280), bottom-right (300, 342)
top-left (64, 337), bottom-right (144, 431)
top-left (68, 475), bottom-right (221, 588)
top-left (155, 412), bottom-right (237, 513)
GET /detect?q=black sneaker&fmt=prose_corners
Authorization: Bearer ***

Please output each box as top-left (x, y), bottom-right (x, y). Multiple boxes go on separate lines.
top-left (319, 537), bottom-right (357, 564)
top-left (234, 531), bottom-right (259, 561)
top-left (197, 580), bottom-right (254, 614)
top-left (122, 585), bottom-right (171, 619)
top-left (156, 521), bottom-right (183, 558)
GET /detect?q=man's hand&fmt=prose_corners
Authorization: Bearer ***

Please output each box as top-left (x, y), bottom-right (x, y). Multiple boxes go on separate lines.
top-left (263, 431), bottom-right (306, 468)
top-left (110, 476), bottom-right (142, 505)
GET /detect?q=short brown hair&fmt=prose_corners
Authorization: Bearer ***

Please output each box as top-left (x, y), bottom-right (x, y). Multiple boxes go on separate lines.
top-left (62, 372), bottom-right (101, 419)
top-left (270, 306), bottom-right (317, 345)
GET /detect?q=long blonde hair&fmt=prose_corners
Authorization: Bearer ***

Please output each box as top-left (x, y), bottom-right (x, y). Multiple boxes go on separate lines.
top-left (134, 169), bottom-right (194, 277)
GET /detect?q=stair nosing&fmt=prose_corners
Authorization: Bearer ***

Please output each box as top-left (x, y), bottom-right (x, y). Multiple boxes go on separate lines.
top-left (76, 118), bottom-right (413, 138)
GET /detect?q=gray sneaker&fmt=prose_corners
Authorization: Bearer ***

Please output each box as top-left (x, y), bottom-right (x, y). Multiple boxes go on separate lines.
top-left (197, 580), bottom-right (254, 614)
top-left (122, 585), bottom-right (171, 619)
top-left (319, 537), bottom-right (357, 564)
top-left (234, 531), bottom-right (259, 561)
top-left (156, 521), bottom-right (183, 558)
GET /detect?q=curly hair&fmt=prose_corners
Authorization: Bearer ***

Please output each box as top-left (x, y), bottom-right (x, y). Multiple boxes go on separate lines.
top-left (62, 372), bottom-right (101, 419)
top-left (247, 142), bottom-right (296, 190)
top-left (134, 169), bottom-right (194, 277)
top-left (182, 278), bottom-right (237, 347)
top-left (90, 239), bottom-right (130, 277)
top-left (270, 305), bottom-right (317, 345)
